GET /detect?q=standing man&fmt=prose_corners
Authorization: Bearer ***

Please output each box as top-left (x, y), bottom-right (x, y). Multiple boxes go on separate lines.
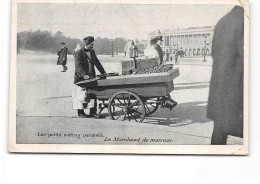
top-left (166, 53), bottom-right (169, 62)
top-left (153, 36), bottom-right (164, 65)
top-left (57, 42), bottom-right (68, 72)
top-left (174, 49), bottom-right (179, 65)
top-left (72, 36), bottom-right (106, 118)
top-left (129, 40), bottom-right (138, 58)
top-left (207, 6), bottom-right (244, 144)
top-left (144, 38), bottom-right (160, 65)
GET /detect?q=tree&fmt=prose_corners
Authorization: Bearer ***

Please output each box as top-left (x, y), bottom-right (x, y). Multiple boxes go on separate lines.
top-left (113, 38), bottom-right (127, 54)
top-left (16, 30), bottom-right (128, 56)
top-left (17, 30), bottom-right (83, 54)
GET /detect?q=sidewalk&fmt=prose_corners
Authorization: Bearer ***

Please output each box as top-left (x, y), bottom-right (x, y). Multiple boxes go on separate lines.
top-left (16, 54), bottom-right (242, 145)
top-left (167, 56), bottom-right (213, 66)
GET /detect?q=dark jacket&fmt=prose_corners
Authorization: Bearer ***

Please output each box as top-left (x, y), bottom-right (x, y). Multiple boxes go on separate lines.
top-left (74, 47), bottom-right (106, 84)
top-left (207, 6), bottom-right (244, 138)
top-left (154, 44), bottom-right (163, 64)
top-left (57, 47), bottom-right (68, 65)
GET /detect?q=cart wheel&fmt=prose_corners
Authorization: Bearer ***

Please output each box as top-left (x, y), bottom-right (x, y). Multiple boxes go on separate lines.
top-left (108, 91), bottom-right (146, 123)
top-left (145, 98), bottom-right (160, 116)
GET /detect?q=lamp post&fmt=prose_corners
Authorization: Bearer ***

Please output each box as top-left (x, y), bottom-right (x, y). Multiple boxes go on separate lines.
top-left (203, 35), bottom-right (207, 62)
top-left (112, 41), bottom-right (114, 57)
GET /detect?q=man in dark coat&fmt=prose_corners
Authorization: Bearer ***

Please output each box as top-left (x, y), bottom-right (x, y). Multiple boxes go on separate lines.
top-left (57, 42), bottom-right (68, 72)
top-left (174, 50), bottom-right (179, 65)
top-left (72, 36), bottom-right (106, 118)
top-left (153, 36), bottom-right (164, 65)
top-left (207, 6), bottom-right (244, 145)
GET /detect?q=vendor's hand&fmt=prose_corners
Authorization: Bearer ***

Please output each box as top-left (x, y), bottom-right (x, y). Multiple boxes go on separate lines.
top-left (63, 58), bottom-right (65, 60)
top-left (84, 75), bottom-right (89, 80)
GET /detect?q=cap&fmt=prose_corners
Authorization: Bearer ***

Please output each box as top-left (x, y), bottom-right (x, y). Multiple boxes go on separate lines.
top-left (155, 36), bottom-right (163, 41)
top-left (150, 37), bottom-right (158, 44)
top-left (83, 36), bottom-right (94, 44)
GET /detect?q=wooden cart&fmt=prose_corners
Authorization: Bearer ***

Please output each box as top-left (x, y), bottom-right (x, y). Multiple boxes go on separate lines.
top-left (76, 68), bottom-right (180, 122)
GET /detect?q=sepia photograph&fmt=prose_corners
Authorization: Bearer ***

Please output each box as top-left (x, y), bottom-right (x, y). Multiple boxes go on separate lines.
top-left (8, 0), bottom-right (249, 154)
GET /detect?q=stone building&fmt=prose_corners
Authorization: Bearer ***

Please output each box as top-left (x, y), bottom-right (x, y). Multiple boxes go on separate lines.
top-left (148, 26), bottom-right (215, 56)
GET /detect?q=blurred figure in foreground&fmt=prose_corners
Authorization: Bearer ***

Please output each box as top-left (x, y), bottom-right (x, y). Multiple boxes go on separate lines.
top-left (207, 6), bottom-right (244, 145)
top-left (57, 42), bottom-right (68, 72)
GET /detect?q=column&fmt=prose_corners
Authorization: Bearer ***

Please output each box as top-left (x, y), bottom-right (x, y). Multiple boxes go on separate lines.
top-left (163, 32), bottom-right (166, 48)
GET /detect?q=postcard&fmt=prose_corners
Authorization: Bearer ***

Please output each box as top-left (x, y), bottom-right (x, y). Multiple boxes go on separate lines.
top-left (9, 0), bottom-right (249, 154)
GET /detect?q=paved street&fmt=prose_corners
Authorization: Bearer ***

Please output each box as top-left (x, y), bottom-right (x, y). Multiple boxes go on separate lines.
top-left (16, 54), bottom-right (243, 145)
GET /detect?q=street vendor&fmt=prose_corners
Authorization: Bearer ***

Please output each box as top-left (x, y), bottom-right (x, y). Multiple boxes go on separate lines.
top-left (72, 36), bottom-right (106, 118)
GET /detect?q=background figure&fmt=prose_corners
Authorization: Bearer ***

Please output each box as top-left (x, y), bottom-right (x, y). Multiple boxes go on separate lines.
top-left (207, 6), bottom-right (244, 145)
top-left (57, 42), bottom-right (68, 72)
top-left (123, 40), bottom-right (131, 57)
top-left (166, 53), bottom-right (169, 62)
top-left (174, 50), bottom-right (179, 65)
top-left (129, 41), bottom-right (138, 58)
top-left (143, 39), bottom-right (160, 65)
top-left (179, 47), bottom-right (184, 57)
top-left (153, 36), bottom-right (164, 65)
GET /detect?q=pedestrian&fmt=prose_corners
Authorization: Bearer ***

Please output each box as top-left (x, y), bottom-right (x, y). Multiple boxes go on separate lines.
top-left (143, 38), bottom-right (160, 65)
top-left (174, 50), bottom-right (179, 65)
top-left (153, 36), bottom-right (164, 65)
top-left (57, 42), bottom-right (68, 72)
top-left (207, 6), bottom-right (244, 145)
top-left (166, 53), bottom-right (169, 62)
top-left (72, 36), bottom-right (107, 118)
top-left (180, 47), bottom-right (184, 57)
top-left (129, 40), bottom-right (138, 59)
top-left (145, 38), bottom-right (177, 110)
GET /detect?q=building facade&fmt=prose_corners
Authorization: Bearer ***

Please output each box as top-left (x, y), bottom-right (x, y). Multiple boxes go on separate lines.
top-left (148, 26), bottom-right (215, 56)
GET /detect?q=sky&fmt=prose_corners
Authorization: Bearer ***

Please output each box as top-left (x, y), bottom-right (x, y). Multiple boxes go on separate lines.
top-left (17, 3), bottom-right (235, 40)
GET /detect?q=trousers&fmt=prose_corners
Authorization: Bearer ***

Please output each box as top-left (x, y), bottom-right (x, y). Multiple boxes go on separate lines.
top-left (72, 84), bottom-right (95, 110)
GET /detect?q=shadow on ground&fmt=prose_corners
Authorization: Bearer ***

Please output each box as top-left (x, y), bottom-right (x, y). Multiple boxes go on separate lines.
top-left (98, 101), bottom-right (210, 127)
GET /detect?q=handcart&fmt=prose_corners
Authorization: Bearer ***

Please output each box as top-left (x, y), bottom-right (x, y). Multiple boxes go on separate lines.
top-left (76, 68), bottom-right (180, 123)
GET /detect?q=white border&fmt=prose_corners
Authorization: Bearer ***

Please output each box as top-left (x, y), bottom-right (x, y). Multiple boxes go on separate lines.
top-left (8, 0), bottom-right (249, 155)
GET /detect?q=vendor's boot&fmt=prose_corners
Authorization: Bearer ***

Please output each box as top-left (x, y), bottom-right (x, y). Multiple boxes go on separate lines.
top-left (90, 108), bottom-right (98, 118)
top-left (78, 109), bottom-right (89, 118)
